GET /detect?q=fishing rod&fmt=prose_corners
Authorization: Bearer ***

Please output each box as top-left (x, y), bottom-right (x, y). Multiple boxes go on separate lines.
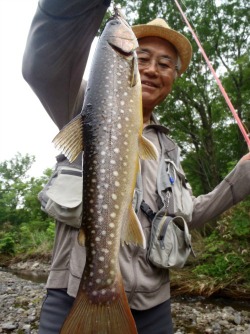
top-left (173, 0), bottom-right (250, 150)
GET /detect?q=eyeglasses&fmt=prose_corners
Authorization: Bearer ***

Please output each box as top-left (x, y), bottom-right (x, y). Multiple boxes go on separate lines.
top-left (137, 50), bottom-right (178, 75)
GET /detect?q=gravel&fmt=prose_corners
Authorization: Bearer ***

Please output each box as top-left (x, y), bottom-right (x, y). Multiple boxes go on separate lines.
top-left (0, 264), bottom-right (250, 334)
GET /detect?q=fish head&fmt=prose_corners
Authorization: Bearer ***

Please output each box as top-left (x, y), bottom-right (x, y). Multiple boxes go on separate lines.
top-left (102, 13), bottom-right (140, 88)
top-left (104, 13), bottom-right (138, 57)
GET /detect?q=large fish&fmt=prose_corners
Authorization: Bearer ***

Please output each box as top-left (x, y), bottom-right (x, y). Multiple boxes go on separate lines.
top-left (53, 8), bottom-right (158, 334)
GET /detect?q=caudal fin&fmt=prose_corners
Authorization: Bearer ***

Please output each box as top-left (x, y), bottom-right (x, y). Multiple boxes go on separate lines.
top-left (60, 279), bottom-right (137, 334)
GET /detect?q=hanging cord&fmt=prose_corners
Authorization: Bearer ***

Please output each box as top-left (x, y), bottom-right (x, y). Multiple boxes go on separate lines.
top-left (173, 0), bottom-right (250, 150)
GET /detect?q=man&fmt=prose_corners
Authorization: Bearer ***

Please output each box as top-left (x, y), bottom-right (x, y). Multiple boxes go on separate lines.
top-left (22, 0), bottom-right (250, 333)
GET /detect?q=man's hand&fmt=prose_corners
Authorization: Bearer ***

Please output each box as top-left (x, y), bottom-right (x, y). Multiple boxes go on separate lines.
top-left (238, 152), bottom-right (250, 164)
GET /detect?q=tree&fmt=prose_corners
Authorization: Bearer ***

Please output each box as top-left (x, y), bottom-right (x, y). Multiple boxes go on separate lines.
top-left (0, 153), bottom-right (54, 255)
top-left (0, 153), bottom-right (35, 225)
top-left (118, 0), bottom-right (249, 195)
top-left (0, 153), bottom-right (52, 227)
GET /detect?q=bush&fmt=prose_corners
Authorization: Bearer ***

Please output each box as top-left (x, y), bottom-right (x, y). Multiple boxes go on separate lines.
top-left (0, 233), bottom-right (15, 255)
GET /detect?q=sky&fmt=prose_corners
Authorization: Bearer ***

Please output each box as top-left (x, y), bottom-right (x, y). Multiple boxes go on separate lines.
top-left (0, 0), bottom-right (96, 177)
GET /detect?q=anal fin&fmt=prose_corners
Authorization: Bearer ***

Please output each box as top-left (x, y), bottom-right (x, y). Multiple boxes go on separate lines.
top-left (121, 205), bottom-right (146, 248)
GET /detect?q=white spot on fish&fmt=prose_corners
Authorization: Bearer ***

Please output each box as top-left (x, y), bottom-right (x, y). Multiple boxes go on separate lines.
top-left (125, 117), bottom-right (129, 121)
top-left (101, 230), bottom-right (106, 236)
top-left (113, 171), bottom-right (118, 176)
top-left (102, 204), bottom-right (108, 209)
top-left (92, 250), bottom-right (96, 255)
top-left (96, 278), bottom-right (101, 284)
top-left (99, 269), bottom-right (104, 274)
top-left (115, 181), bottom-right (120, 187)
top-left (95, 237), bottom-right (100, 242)
top-left (110, 212), bottom-right (116, 218)
top-left (110, 270), bottom-right (115, 276)
top-left (109, 223), bottom-right (115, 228)
top-left (120, 109), bottom-right (124, 114)
top-left (120, 100), bottom-right (125, 106)
top-left (100, 169), bottom-right (105, 173)
top-left (110, 233), bottom-right (115, 238)
top-left (114, 148), bottom-right (120, 153)
top-left (112, 194), bottom-right (117, 200)
top-left (107, 240), bottom-right (113, 245)
top-left (99, 256), bottom-right (104, 262)
top-left (101, 289), bottom-right (106, 295)
top-left (123, 162), bottom-right (127, 166)
top-left (98, 216), bottom-right (104, 223)
top-left (124, 92), bottom-right (128, 96)
top-left (115, 204), bottom-right (119, 209)
top-left (102, 248), bottom-right (109, 254)
top-left (110, 160), bottom-right (116, 164)
top-left (101, 151), bottom-right (106, 155)
top-left (112, 135), bottom-right (117, 140)
top-left (98, 194), bottom-right (103, 199)
top-left (117, 123), bottom-right (122, 129)
top-left (104, 183), bottom-right (109, 189)
top-left (107, 279), bottom-right (112, 284)
top-left (92, 291), bottom-right (97, 296)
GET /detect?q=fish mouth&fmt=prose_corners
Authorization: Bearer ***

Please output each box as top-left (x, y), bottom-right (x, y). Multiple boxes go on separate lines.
top-left (109, 42), bottom-right (135, 58)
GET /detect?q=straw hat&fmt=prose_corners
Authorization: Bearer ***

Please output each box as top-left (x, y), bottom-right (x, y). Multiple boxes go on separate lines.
top-left (132, 18), bottom-right (192, 75)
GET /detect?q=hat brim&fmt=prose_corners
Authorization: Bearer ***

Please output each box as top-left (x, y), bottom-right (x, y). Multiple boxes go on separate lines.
top-left (132, 24), bottom-right (192, 75)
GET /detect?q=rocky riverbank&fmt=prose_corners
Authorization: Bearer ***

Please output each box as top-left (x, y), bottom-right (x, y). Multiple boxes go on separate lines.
top-left (0, 262), bottom-right (250, 334)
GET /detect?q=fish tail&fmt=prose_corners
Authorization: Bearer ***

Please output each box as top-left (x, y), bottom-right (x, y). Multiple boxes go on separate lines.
top-left (60, 278), bottom-right (137, 334)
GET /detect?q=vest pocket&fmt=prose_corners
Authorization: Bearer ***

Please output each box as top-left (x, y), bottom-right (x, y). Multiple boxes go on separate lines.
top-left (38, 166), bottom-right (82, 228)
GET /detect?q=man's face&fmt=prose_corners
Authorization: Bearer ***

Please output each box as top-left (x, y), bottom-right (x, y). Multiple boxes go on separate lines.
top-left (137, 37), bottom-right (178, 115)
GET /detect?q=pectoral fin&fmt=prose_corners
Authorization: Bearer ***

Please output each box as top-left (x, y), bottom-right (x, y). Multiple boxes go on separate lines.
top-left (138, 135), bottom-right (158, 160)
top-left (121, 205), bottom-right (146, 248)
top-left (53, 114), bottom-right (84, 163)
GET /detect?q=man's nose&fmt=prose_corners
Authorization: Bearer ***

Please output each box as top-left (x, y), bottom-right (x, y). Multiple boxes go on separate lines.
top-left (144, 60), bottom-right (159, 74)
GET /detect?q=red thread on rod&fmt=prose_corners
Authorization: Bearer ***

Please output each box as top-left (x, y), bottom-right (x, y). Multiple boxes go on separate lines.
top-left (173, 0), bottom-right (250, 149)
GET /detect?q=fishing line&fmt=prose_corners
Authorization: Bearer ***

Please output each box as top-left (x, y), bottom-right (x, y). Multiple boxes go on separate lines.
top-left (173, 0), bottom-right (250, 150)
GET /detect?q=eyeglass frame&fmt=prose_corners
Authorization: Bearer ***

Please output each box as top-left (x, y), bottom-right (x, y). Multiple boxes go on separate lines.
top-left (136, 49), bottom-right (179, 75)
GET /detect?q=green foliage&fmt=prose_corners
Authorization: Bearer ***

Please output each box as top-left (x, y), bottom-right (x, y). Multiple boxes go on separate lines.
top-left (192, 197), bottom-right (250, 284)
top-left (0, 232), bottom-right (15, 255)
top-left (17, 220), bottom-right (55, 254)
top-left (0, 153), bottom-right (54, 257)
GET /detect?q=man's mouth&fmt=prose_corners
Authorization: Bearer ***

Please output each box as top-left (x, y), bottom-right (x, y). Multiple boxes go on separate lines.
top-left (141, 80), bottom-right (158, 88)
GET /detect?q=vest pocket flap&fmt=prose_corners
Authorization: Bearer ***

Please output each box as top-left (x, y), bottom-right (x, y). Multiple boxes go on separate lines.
top-left (46, 170), bottom-right (82, 208)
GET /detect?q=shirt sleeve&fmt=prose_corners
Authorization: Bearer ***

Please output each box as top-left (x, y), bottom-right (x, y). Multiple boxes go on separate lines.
top-left (189, 160), bottom-right (250, 229)
top-left (22, 0), bottom-right (110, 129)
